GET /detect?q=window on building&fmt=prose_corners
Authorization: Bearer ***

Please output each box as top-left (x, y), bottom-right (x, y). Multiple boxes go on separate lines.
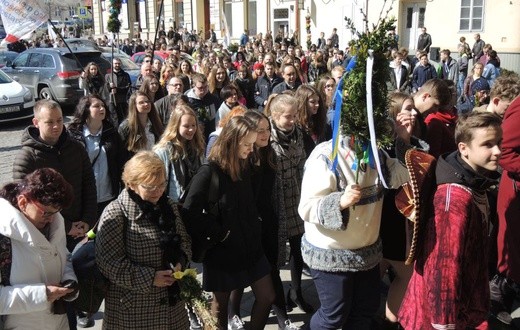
top-left (248, 0), bottom-right (257, 36)
top-left (224, 0), bottom-right (233, 36)
top-left (460, 0), bottom-right (484, 31)
top-left (418, 8), bottom-right (425, 27)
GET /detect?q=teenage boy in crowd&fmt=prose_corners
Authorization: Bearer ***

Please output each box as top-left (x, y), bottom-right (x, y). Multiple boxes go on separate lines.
top-left (399, 112), bottom-right (503, 329)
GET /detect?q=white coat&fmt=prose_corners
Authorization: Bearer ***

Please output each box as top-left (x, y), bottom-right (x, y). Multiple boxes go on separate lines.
top-left (0, 198), bottom-right (77, 330)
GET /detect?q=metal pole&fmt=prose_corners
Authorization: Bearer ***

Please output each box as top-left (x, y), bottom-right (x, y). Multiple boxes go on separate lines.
top-left (152, 0), bottom-right (165, 59)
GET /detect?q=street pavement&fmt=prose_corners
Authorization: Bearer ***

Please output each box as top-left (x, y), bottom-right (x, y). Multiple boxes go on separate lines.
top-left (89, 266), bottom-right (319, 330)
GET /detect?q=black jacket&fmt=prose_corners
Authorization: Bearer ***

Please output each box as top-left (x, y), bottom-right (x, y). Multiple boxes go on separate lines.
top-left (186, 89), bottom-right (221, 141)
top-left (67, 121), bottom-right (125, 199)
top-left (182, 163), bottom-right (264, 271)
top-left (272, 80), bottom-right (301, 94)
top-left (13, 127), bottom-right (97, 232)
top-left (254, 74), bottom-right (283, 111)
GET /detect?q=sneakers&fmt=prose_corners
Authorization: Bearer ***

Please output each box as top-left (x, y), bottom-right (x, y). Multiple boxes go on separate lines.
top-left (280, 319), bottom-right (301, 330)
top-left (228, 315), bottom-right (245, 330)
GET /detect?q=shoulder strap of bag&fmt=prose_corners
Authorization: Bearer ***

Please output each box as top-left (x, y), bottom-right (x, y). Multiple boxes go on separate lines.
top-left (0, 233), bottom-right (12, 286)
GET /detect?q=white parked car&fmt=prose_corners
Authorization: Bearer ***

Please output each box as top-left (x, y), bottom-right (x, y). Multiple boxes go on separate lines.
top-left (0, 69), bottom-right (35, 122)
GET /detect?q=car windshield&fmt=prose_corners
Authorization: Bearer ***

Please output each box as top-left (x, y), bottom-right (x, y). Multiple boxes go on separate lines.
top-left (0, 70), bottom-right (13, 84)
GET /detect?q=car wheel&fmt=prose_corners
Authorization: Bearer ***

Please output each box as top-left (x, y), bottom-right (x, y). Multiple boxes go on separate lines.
top-left (38, 87), bottom-right (53, 100)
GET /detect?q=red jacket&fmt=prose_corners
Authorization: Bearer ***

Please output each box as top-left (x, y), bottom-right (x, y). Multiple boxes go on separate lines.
top-left (424, 110), bottom-right (458, 159)
top-left (497, 96), bottom-right (520, 283)
top-left (399, 153), bottom-right (496, 329)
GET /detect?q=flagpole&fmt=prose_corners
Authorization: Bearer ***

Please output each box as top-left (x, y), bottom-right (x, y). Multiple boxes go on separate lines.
top-left (152, 0), bottom-right (164, 60)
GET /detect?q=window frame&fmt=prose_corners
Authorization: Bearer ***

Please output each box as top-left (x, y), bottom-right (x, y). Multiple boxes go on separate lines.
top-left (459, 0), bottom-right (485, 32)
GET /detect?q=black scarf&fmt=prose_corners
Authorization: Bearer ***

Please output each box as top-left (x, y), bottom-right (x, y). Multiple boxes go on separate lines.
top-left (172, 144), bottom-right (201, 189)
top-left (127, 189), bottom-right (185, 305)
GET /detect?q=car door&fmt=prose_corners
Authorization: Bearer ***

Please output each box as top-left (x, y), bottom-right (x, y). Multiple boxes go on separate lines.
top-left (26, 53), bottom-right (45, 96)
top-left (5, 53), bottom-right (34, 94)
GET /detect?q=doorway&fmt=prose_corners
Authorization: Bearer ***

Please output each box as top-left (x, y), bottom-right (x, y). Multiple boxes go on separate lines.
top-left (401, 2), bottom-right (426, 52)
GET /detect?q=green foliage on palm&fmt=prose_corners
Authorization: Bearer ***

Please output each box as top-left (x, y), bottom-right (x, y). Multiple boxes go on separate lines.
top-left (340, 6), bottom-right (396, 151)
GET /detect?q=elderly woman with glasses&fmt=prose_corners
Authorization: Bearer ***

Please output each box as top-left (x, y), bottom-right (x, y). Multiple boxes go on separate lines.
top-left (96, 151), bottom-right (192, 330)
top-left (0, 168), bottom-right (78, 330)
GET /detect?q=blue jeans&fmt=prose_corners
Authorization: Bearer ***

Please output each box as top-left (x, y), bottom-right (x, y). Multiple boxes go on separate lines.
top-left (309, 265), bottom-right (380, 330)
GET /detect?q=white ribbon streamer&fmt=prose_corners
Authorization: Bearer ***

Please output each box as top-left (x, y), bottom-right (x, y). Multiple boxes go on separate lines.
top-left (366, 49), bottom-right (389, 188)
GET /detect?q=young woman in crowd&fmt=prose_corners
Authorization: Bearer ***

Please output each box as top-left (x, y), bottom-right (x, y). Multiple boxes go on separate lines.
top-left (176, 59), bottom-right (195, 87)
top-left (245, 110), bottom-right (301, 329)
top-left (182, 116), bottom-right (275, 330)
top-left (379, 92), bottom-right (421, 328)
top-left (234, 64), bottom-right (256, 109)
top-left (0, 168), bottom-right (76, 330)
top-left (96, 151), bottom-right (192, 329)
top-left (79, 62), bottom-right (105, 96)
top-left (268, 93), bottom-right (314, 314)
top-left (307, 50), bottom-right (327, 84)
top-left (294, 85), bottom-right (331, 156)
top-left (292, 57), bottom-right (308, 85)
top-left (67, 94), bottom-right (125, 326)
top-left (68, 95), bottom-right (124, 217)
top-left (139, 74), bottom-right (164, 102)
top-left (160, 64), bottom-right (176, 95)
top-left (208, 63), bottom-right (231, 101)
top-left (316, 74), bottom-right (336, 124)
top-left (154, 105), bottom-right (205, 202)
top-left (206, 105), bottom-right (247, 157)
top-left (118, 91), bottom-right (164, 162)
top-left (216, 84), bottom-right (242, 126)
top-left (463, 62), bottom-right (487, 108)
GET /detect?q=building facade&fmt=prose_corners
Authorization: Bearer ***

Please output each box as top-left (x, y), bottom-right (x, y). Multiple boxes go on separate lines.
top-left (90, 0), bottom-right (519, 71)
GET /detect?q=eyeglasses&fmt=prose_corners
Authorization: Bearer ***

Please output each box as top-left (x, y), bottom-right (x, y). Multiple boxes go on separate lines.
top-left (139, 182), bottom-right (167, 191)
top-left (32, 201), bottom-right (61, 218)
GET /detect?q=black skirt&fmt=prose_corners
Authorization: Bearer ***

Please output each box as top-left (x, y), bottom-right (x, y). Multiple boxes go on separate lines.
top-left (202, 254), bottom-right (271, 292)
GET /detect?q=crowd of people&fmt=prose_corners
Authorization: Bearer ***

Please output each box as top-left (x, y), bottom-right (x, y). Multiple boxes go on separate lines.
top-left (1, 24), bottom-right (519, 330)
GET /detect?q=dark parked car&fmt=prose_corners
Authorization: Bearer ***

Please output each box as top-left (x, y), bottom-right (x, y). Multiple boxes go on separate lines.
top-left (1, 47), bottom-right (111, 106)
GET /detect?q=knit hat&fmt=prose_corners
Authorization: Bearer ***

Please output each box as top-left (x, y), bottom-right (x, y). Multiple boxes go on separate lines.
top-left (253, 63), bottom-right (264, 71)
top-left (395, 149), bottom-right (437, 265)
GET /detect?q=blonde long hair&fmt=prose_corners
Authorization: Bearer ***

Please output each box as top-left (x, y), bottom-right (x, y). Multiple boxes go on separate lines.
top-left (155, 105), bottom-right (205, 161)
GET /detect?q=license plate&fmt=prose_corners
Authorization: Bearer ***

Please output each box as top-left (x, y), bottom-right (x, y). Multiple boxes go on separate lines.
top-left (0, 105), bottom-right (20, 114)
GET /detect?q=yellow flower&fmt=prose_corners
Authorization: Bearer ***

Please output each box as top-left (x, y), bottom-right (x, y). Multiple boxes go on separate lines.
top-left (173, 268), bottom-right (198, 280)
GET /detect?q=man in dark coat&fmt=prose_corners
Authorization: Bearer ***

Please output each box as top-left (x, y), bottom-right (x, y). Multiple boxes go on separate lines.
top-left (272, 63), bottom-right (301, 94)
top-left (105, 57), bottom-right (132, 123)
top-left (13, 100), bottom-right (97, 251)
top-left (185, 73), bottom-right (221, 142)
top-left (254, 62), bottom-right (283, 112)
top-left (417, 27), bottom-right (432, 53)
